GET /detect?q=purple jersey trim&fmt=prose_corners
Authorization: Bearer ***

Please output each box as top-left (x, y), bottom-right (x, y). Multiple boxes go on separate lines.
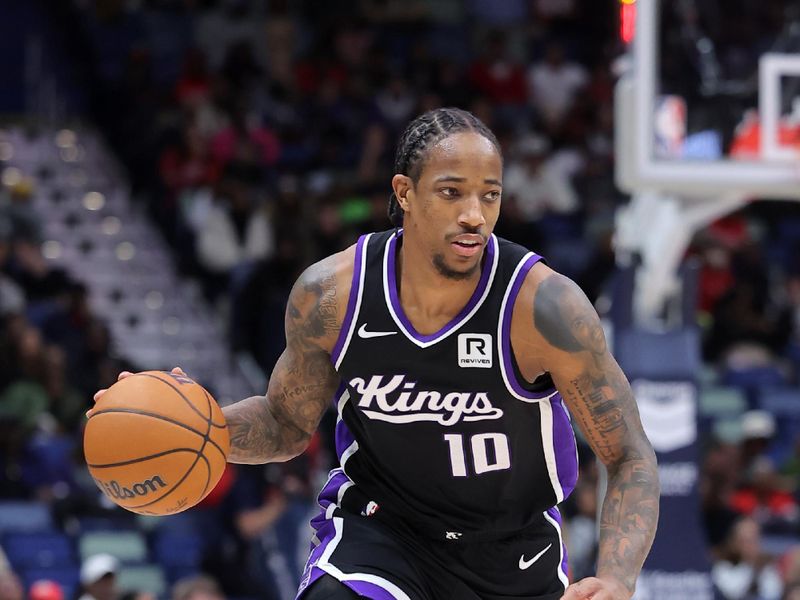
top-left (550, 395), bottom-right (579, 500)
top-left (335, 417), bottom-right (356, 463)
top-left (331, 234), bottom-right (368, 366)
top-left (297, 513), bottom-right (407, 600)
top-left (385, 231), bottom-right (496, 344)
top-left (499, 253), bottom-right (548, 399)
top-left (547, 506), bottom-right (570, 585)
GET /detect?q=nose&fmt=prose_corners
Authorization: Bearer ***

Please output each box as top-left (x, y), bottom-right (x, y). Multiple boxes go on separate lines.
top-left (458, 194), bottom-right (486, 229)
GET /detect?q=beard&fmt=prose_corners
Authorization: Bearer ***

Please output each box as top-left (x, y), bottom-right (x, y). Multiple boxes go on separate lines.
top-left (432, 253), bottom-right (481, 281)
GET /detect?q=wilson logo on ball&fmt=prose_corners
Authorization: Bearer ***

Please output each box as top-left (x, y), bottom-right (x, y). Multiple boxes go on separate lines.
top-left (96, 475), bottom-right (168, 500)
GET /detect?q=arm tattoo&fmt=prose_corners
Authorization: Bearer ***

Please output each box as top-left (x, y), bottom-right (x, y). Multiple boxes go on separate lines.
top-left (534, 274), bottom-right (660, 593)
top-left (224, 263), bottom-right (342, 464)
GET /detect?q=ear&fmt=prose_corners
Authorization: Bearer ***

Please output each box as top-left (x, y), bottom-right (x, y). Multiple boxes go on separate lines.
top-left (391, 174), bottom-right (414, 213)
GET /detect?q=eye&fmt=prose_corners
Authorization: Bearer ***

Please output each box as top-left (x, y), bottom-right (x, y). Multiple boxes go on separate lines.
top-left (439, 187), bottom-right (459, 198)
top-left (484, 190), bottom-right (501, 202)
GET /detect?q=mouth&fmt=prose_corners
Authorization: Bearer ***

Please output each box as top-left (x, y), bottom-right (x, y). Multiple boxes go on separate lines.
top-left (450, 235), bottom-right (485, 258)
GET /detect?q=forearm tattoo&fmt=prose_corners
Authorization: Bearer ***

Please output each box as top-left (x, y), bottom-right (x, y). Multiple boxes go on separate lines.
top-left (534, 274), bottom-right (660, 593)
top-left (224, 264), bottom-right (342, 464)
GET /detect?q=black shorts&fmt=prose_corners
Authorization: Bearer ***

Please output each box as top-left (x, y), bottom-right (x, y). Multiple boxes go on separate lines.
top-left (296, 506), bottom-right (568, 600)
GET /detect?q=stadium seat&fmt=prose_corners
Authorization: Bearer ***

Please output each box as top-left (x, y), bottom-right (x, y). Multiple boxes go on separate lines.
top-left (722, 366), bottom-right (787, 406)
top-left (757, 386), bottom-right (800, 417)
top-left (698, 386), bottom-right (748, 419)
top-left (2, 532), bottom-right (76, 569)
top-left (152, 531), bottom-right (205, 569)
top-left (616, 328), bottom-right (701, 380)
top-left (78, 531), bottom-right (148, 563)
top-left (756, 386), bottom-right (800, 462)
top-left (116, 565), bottom-right (167, 596)
top-left (0, 502), bottom-right (53, 534)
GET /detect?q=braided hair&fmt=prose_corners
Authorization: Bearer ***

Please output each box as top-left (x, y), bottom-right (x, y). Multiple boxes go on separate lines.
top-left (389, 108), bottom-right (501, 227)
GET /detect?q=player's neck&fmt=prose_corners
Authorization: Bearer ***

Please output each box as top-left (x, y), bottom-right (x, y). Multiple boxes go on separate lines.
top-left (395, 233), bottom-right (484, 334)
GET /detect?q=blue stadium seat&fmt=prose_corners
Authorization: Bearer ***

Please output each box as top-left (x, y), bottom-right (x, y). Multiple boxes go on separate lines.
top-left (758, 387), bottom-right (800, 417)
top-left (0, 502), bottom-right (53, 534)
top-left (616, 328), bottom-right (701, 380)
top-left (152, 531), bottom-right (205, 569)
top-left (757, 386), bottom-right (800, 463)
top-left (116, 564), bottom-right (166, 596)
top-left (79, 531), bottom-right (148, 563)
top-left (2, 532), bottom-right (76, 569)
top-left (722, 366), bottom-right (787, 407)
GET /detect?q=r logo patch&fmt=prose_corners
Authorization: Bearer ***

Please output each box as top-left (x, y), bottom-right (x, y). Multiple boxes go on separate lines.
top-left (458, 334), bottom-right (492, 368)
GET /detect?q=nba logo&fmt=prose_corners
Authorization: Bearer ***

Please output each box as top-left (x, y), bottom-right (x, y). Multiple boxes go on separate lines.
top-left (458, 334), bottom-right (492, 368)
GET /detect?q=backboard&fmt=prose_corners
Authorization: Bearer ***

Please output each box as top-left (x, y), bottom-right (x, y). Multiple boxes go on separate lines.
top-left (616, 0), bottom-right (800, 200)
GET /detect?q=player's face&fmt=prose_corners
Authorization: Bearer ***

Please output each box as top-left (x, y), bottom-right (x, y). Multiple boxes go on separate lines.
top-left (401, 132), bottom-right (503, 280)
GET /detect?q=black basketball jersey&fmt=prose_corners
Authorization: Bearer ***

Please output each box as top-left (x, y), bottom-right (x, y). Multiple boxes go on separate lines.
top-left (320, 229), bottom-right (578, 543)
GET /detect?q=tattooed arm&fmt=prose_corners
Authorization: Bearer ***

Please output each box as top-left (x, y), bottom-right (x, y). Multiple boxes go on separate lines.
top-left (512, 266), bottom-right (659, 599)
top-left (223, 249), bottom-right (352, 464)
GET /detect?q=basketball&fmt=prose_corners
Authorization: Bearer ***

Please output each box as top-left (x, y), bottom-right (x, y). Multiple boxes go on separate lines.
top-left (84, 371), bottom-right (230, 516)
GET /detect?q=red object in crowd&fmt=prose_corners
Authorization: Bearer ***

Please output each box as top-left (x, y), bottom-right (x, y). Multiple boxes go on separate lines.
top-left (730, 487), bottom-right (798, 520)
top-left (198, 463), bottom-right (238, 508)
top-left (468, 60), bottom-right (527, 105)
top-left (211, 126), bottom-right (281, 168)
top-left (29, 581), bottom-right (64, 600)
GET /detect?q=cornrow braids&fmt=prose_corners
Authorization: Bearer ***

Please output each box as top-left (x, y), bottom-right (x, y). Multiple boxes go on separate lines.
top-left (388, 107), bottom-right (501, 227)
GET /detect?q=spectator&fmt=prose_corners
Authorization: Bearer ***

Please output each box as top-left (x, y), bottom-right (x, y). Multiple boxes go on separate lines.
top-left (468, 32), bottom-right (527, 111)
top-left (195, 163), bottom-right (275, 290)
top-left (78, 554), bottom-right (119, 600)
top-left (526, 43), bottom-right (588, 131)
top-left (172, 576), bottom-right (226, 600)
top-left (503, 134), bottom-right (579, 221)
top-left (711, 516), bottom-right (783, 600)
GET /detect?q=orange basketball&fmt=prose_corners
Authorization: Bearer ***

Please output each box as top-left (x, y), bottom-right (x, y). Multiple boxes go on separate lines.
top-left (84, 371), bottom-right (230, 516)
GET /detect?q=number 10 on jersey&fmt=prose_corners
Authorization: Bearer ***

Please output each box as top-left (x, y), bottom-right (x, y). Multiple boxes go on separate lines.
top-left (443, 433), bottom-right (511, 477)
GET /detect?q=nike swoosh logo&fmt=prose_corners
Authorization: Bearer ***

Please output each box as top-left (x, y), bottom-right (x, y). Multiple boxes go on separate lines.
top-left (518, 543), bottom-right (552, 570)
top-left (357, 324), bottom-right (398, 339)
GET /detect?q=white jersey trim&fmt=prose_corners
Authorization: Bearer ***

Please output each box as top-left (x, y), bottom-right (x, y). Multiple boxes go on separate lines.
top-left (539, 399), bottom-right (565, 503)
top-left (543, 508), bottom-right (570, 590)
top-left (318, 516), bottom-right (412, 600)
top-left (382, 232), bottom-right (499, 349)
top-left (496, 252), bottom-right (555, 403)
top-left (335, 233), bottom-right (372, 370)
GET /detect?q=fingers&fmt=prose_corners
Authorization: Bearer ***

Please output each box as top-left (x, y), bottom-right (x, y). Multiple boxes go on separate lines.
top-left (560, 578), bottom-right (605, 599)
top-left (88, 371), bottom-right (133, 419)
top-left (170, 366), bottom-right (187, 376)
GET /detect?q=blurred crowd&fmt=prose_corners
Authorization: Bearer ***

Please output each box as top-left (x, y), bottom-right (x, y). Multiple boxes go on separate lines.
top-left (0, 0), bottom-right (800, 599)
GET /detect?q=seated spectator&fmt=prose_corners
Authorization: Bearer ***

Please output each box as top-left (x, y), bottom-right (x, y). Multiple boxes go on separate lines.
top-left (195, 163), bottom-right (275, 295)
top-left (712, 516), bottom-right (783, 600)
top-left (526, 42), bottom-right (588, 132)
top-left (78, 554), bottom-right (119, 600)
top-left (172, 576), bottom-right (226, 600)
top-left (730, 455), bottom-right (798, 531)
top-left (210, 107), bottom-right (280, 172)
top-left (503, 134), bottom-right (579, 221)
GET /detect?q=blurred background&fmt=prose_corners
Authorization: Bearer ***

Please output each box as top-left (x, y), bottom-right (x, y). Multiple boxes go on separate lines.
top-left (0, 1), bottom-right (799, 599)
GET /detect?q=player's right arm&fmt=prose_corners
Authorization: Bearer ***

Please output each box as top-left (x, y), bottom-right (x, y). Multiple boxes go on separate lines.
top-left (223, 249), bottom-right (352, 464)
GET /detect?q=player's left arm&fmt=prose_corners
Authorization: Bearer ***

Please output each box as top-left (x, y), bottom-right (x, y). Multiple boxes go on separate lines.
top-left (523, 268), bottom-right (660, 599)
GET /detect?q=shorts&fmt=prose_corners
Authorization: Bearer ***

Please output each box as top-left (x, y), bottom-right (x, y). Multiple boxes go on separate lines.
top-left (296, 505), bottom-right (568, 600)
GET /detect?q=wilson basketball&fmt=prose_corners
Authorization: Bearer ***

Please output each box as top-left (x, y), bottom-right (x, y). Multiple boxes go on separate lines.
top-left (84, 371), bottom-right (230, 516)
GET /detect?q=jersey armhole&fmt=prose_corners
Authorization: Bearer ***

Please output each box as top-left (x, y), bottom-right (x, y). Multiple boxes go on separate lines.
top-left (497, 253), bottom-right (557, 402)
top-left (330, 233), bottom-right (371, 370)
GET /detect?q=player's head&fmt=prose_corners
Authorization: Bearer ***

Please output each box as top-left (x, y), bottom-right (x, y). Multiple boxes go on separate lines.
top-left (390, 107), bottom-right (502, 280)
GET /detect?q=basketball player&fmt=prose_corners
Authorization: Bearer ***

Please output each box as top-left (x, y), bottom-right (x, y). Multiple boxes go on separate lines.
top-left (96, 108), bottom-right (659, 599)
